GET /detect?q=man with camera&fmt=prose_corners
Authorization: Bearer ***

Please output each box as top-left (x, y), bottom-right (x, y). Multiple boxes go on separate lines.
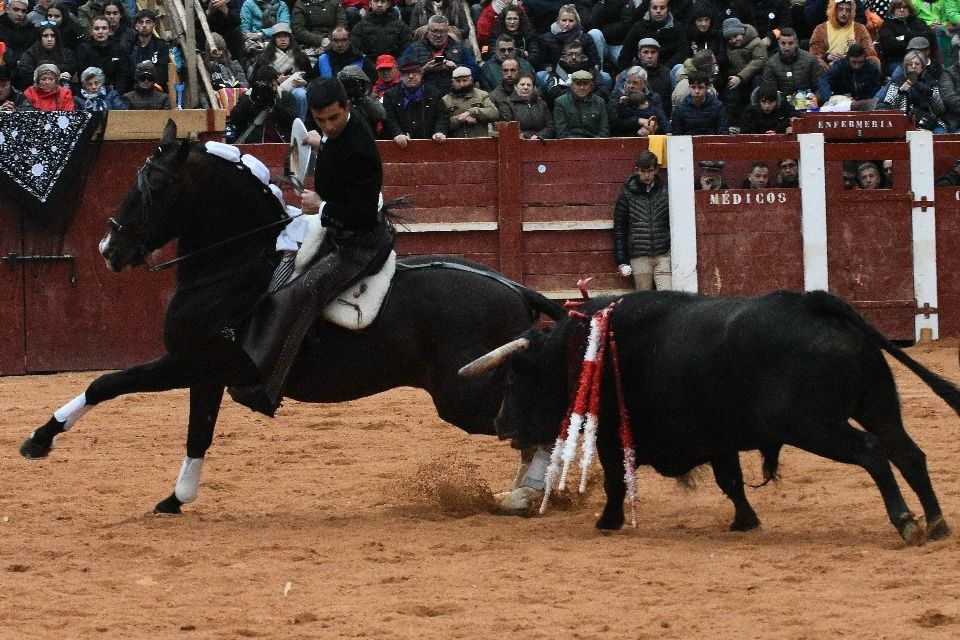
top-left (229, 65), bottom-right (298, 142)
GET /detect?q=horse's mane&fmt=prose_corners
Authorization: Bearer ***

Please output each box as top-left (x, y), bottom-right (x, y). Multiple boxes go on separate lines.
top-left (181, 141), bottom-right (288, 225)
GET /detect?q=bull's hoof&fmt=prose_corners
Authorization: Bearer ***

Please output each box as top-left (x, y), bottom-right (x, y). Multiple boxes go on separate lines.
top-left (153, 493), bottom-right (183, 515)
top-left (19, 433), bottom-right (53, 459)
top-left (927, 516), bottom-right (951, 541)
top-left (493, 486), bottom-right (544, 516)
top-left (596, 509), bottom-right (625, 531)
top-left (898, 517), bottom-right (923, 546)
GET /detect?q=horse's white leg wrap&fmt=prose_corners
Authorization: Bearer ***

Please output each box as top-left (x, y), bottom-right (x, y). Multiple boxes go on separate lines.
top-left (519, 446), bottom-right (550, 491)
top-left (52, 393), bottom-right (90, 431)
top-left (174, 457), bottom-right (204, 503)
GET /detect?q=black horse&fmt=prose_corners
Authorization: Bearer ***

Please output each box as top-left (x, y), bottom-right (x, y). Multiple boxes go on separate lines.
top-left (20, 120), bottom-right (564, 514)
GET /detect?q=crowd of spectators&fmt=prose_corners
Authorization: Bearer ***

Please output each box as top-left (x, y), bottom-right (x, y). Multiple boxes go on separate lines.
top-left (3, 0), bottom-right (960, 148)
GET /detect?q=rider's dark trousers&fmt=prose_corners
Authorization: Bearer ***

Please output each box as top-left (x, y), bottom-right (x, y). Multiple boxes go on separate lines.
top-left (235, 220), bottom-right (394, 415)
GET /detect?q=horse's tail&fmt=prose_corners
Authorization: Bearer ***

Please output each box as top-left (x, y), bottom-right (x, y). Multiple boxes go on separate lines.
top-left (802, 290), bottom-right (960, 416)
top-left (383, 196), bottom-right (415, 225)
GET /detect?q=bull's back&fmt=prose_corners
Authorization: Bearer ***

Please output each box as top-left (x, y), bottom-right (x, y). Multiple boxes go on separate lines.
top-left (606, 290), bottom-right (879, 466)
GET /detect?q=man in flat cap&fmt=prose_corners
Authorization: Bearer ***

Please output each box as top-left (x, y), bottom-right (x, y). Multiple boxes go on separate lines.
top-left (697, 159), bottom-right (729, 190)
top-left (442, 65), bottom-right (500, 137)
top-left (554, 68), bottom-right (610, 138)
top-left (382, 60), bottom-right (448, 146)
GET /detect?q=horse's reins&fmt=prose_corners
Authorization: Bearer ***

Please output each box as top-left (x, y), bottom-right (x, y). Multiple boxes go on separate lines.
top-left (146, 214), bottom-right (301, 272)
top-left (120, 152), bottom-right (300, 272)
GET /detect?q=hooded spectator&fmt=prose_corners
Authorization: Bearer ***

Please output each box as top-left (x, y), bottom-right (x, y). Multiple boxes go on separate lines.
top-left (809, 0), bottom-right (880, 70)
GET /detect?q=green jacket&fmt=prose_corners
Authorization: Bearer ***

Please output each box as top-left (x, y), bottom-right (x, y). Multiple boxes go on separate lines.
top-left (553, 91), bottom-right (610, 138)
top-left (918, 0), bottom-right (946, 24)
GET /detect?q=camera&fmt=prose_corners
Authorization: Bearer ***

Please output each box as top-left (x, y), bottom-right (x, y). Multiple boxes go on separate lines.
top-left (251, 82), bottom-right (276, 107)
top-left (434, 55), bottom-right (445, 65)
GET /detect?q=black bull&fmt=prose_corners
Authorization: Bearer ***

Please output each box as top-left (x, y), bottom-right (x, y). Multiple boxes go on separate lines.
top-left (463, 289), bottom-right (960, 543)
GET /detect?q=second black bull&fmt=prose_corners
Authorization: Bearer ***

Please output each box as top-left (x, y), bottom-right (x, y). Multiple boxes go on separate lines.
top-left (461, 289), bottom-right (960, 543)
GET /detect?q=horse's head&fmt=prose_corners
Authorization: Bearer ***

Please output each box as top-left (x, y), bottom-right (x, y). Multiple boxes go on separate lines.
top-left (99, 120), bottom-right (194, 272)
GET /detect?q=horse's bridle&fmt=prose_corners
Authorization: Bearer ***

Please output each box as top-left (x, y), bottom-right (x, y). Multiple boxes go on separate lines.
top-left (105, 148), bottom-right (182, 266)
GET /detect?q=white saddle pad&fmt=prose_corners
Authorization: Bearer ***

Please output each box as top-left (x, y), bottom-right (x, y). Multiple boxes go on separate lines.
top-left (284, 214), bottom-right (395, 331)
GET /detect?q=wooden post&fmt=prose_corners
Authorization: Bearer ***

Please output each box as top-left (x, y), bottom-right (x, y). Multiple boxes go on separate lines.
top-left (182, 0), bottom-right (197, 107)
top-left (164, 0), bottom-right (219, 108)
top-left (495, 121), bottom-right (523, 282)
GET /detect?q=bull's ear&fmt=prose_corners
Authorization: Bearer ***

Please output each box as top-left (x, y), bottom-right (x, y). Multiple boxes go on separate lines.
top-left (159, 119), bottom-right (178, 146)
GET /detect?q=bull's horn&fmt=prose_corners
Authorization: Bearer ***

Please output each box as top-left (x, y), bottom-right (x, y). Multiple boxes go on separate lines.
top-left (458, 338), bottom-right (530, 377)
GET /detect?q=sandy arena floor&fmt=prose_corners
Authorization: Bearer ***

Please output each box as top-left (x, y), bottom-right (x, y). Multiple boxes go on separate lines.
top-left (2, 340), bottom-right (960, 639)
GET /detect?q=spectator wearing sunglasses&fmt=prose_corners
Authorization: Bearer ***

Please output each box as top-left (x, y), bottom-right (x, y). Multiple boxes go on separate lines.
top-left (479, 34), bottom-right (534, 91)
top-left (123, 59), bottom-right (169, 108)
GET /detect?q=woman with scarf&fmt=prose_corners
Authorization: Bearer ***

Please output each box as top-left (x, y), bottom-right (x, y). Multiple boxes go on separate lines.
top-left (499, 70), bottom-right (554, 139)
top-left (252, 23), bottom-right (315, 118)
top-left (76, 16), bottom-right (131, 92)
top-left (17, 23), bottom-right (77, 90)
top-left (74, 65), bottom-right (128, 109)
top-left (878, 49), bottom-right (947, 131)
top-left (23, 63), bottom-right (74, 110)
top-left (486, 3), bottom-right (537, 63)
top-left (44, 2), bottom-right (85, 51)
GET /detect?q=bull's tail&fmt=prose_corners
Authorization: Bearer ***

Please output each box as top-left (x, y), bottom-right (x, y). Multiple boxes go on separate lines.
top-left (803, 290), bottom-right (960, 415)
top-left (520, 287), bottom-right (566, 323)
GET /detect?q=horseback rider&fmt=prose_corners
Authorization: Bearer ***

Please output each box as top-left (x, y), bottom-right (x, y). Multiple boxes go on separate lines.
top-left (230, 77), bottom-right (395, 415)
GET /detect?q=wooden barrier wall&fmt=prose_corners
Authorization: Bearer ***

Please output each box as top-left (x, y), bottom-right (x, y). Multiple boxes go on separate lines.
top-left (1, 123), bottom-right (956, 375)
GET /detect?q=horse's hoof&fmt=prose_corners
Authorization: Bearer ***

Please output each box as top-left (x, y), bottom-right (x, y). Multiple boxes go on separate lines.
top-left (898, 518), bottom-right (924, 546)
top-left (153, 493), bottom-right (183, 515)
top-left (927, 516), bottom-right (951, 541)
top-left (730, 513), bottom-right (760, 532)
top-left (19, 433), bottom-right (52, 459)
top-left (492, 486), bottom-right (544, 516)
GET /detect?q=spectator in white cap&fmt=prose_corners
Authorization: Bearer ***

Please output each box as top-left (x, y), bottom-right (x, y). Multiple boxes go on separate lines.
top-left (442, 65), bottom-right (500, 137)
top-left (613, 36), bottom-right (673, 115)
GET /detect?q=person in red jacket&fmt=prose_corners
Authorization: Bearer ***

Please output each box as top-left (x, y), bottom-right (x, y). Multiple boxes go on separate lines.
top-left (22, 63), bottom-right (74, 111)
